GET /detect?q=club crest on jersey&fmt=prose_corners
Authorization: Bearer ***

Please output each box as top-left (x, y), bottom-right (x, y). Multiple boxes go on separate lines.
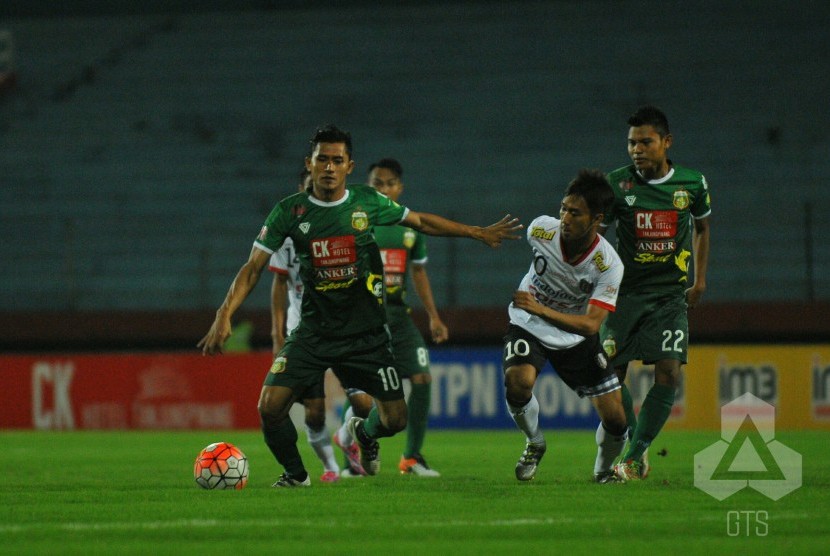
top-left (270, 356), bottom-right (287, 374)
top-left (578, 279), bottom-right (594, 294)
top-left (673, 188), bottom-right (690, 210)
top-left (618, 180), bottom-right (635, 192)
top-left (351, 211), bottom-right (369, 231)
top-left (602, 337), bottom-right (617, 359)
top-left (625, 195), bottom-right (637, 206)
top-left (403, 229), bottom-right (417, 248)
top-left (299, 222), bottom-right (311, 234)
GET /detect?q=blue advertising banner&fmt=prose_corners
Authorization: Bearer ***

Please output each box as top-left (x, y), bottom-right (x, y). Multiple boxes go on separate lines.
top-left (427, 347), bottom-right (599, 430)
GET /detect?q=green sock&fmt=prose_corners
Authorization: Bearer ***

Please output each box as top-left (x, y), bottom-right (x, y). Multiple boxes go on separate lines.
top-left (362, 406), bottom-right (395, 439)
top-left (261, 418), bottom-right (306, 477)
top-left (404, 383), bottom-right (430, 458)
top-left (620, 383), bottom-right (637, 439)
top-left (625, 383), bottom-right (675, 461)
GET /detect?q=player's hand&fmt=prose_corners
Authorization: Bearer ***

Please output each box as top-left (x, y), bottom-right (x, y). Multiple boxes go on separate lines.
top-left (197, 316), bottom-right (232, 355)
top-left (685, 283), bottom-right (706, 309)
top-left (429, 316), bottom-right (449, 344)
top-left (512, 290), bottom-right (543, 316)
top-left (480, 215), bottom-right (523, 248)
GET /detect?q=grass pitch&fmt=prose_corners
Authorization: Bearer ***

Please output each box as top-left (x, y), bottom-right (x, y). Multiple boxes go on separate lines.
top-left (1, 429), bottom-right (827, 555)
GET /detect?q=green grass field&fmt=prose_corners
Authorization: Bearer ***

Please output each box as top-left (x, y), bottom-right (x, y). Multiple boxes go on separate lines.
top-left (1, 429), bottom-right (827, 555)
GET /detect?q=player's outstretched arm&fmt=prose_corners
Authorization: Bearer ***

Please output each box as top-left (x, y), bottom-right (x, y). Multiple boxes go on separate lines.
top-left (198, 247), bottom-right (271, 355)
top-left (402, 211), bottom-right (522, 248)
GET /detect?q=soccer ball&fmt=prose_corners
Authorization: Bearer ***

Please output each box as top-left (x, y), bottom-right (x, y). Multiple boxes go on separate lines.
top-left (193, 442), bottom-right (249, 490)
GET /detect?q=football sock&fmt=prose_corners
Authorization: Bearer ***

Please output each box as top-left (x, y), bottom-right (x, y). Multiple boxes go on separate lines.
top-left (506, 394), bottom-right (544, 445)
top-left (594, 421), bottom-right (627, 474)
top-left (306, 424), bottom-right (339, 473)
top-left (625, 383), bottom-right (675, 461)
top-left (404, 382), bottom-right (430, 458)
top-left (620, 383), bottom-right (637, 439)
top-left (261, 417), bottom-right (306, 478)
top-left (362, 406), bottom-right (395, 439)
top-left (337, 405), bottom-right (355, 446)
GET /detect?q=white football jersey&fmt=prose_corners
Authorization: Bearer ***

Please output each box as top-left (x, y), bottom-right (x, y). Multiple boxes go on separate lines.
top-left (508, 215), bottom-right (624, 349)
top-left (268, 237), bottom-right (303, 332)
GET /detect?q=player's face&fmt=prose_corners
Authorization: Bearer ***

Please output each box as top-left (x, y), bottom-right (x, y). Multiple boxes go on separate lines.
top-left (627, 125), bottom-right (672, 180)
top-left (307, 142), bottom-right (354, 197)
top-left (559, 194), bottom-right (598, 243)
top-left (369, 167), bottom-right (403, 201)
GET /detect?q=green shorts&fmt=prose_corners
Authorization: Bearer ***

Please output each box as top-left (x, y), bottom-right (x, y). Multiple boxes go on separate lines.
top-left (387, 306), bottom-right (430, 379)
top-left (600, 290), bottom-right (689, 366)
top-left (264, 325), bottom-right (405, 402)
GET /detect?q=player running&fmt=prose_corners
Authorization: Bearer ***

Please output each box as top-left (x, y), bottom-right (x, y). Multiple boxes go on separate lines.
top-left (199, 124), bottom-right (521, 487)
top-left (503, 169), bottom-right (629, 484)
top-left (600, 106), bottom-right (711, 481)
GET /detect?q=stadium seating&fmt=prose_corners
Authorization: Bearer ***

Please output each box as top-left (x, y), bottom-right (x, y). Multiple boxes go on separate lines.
top-left (1, 2), bottom-right (827, 315)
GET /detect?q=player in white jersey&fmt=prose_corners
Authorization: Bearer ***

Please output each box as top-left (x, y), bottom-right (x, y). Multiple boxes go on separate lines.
top-left (269, 169), bottom-right (342, 483)
top-left (502, 169), bottom-right (629, 484)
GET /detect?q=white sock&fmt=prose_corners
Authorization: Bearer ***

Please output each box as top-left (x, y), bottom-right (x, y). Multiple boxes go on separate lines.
top-left (594, 421), bottom-right (627, 474)
top-left (306, 425), bottom-right (339, 473)
top-left (337, 406), bottom-right (355, 446)
top-left (506, 395), bottom-right (544, 445)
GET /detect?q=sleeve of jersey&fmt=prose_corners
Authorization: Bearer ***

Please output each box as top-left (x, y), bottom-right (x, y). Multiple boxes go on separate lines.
top-left (373, 190), bottom-right (408, 225)
top-left (411, 231), bottom-right (428, 264)
top-left (268, 247), bottom-right (290, 274)
top-left (526, 215), bottom-right (543, 241)
top-left (254, 202), bottom-right (289, 255)
top-left (691, 174), bottom-right (712, 219)
top-left (589, 253), bottom-right (624, 312)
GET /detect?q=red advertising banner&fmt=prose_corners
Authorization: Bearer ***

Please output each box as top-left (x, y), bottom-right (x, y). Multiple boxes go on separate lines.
top-left (0, 352), bottom-right (274, 430)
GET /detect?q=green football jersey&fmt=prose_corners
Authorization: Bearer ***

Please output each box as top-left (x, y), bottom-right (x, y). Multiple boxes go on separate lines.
top-left (604, 164), bottom-right (711, 293)
top-left (373, 225), bottom-right (427, 308)
top-left (256, 184), bottom-right (407, 337)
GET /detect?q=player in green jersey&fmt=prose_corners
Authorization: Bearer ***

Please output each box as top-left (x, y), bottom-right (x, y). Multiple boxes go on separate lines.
top-left (269, 168), bottom-right (342, 483)
top-left (333, 158), bottom-right (448, 477)
top-left (600, 106), bottom-right (712, 481)
top-left (198, 125), bottom-right (521, 487)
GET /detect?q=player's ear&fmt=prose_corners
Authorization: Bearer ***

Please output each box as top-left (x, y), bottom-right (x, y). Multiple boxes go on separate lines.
top-left (346, 159), bottom-right (355, 174)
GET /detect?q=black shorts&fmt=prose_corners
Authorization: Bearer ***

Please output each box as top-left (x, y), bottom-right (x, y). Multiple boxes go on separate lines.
top-left (502, 324), bottom-right (620, 398)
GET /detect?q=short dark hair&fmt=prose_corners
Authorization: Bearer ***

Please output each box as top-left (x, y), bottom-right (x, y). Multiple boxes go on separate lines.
top-left (367, 158), bottom-right (403, 178)
top-left (628, 105), bottom-right (670, 137)
top-left (309, 124), bottom-right (353, 157)
top-left (564, 168), bottom-right (614, 217)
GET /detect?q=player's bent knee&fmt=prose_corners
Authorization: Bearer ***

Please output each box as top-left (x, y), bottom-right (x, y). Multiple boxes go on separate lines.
top-left (504, 366), bottom-right (535, 398)
top-left (257, 386), bottom-right (292, 424)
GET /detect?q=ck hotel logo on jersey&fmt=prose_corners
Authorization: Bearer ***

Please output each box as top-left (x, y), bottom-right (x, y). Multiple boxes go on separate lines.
top-left (311, 235), bottom-right (358, 290)
top-left (635, 210), bottom-right (677, 254)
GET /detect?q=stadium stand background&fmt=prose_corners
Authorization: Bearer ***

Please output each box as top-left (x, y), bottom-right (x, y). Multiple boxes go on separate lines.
top-left (1, 0), bottom-right (828, 350)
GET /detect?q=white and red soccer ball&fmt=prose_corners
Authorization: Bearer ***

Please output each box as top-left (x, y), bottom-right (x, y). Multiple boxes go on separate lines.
top-left (193, 442), bottom-right (249, 490)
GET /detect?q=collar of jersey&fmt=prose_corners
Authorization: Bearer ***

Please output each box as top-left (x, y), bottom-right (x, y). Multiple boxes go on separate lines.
top-left (636, 166), bottom-right (675, 185)
top-left (307, 188), bottom-right (351, 207)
